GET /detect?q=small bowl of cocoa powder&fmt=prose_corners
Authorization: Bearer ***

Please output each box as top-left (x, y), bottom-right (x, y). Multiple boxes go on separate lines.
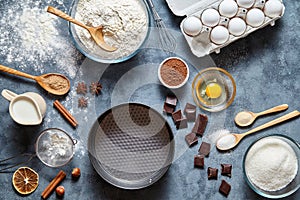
top-left (158, 57), bottom-right (189, 89)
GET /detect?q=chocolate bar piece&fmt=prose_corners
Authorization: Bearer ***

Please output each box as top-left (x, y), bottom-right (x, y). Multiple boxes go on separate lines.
top-left (219, 180), bottom-right (231, 197)
top-left (207, 167), bottom-right (218, 180)
top-left (194, 155), bottom-right (204, 168)
top-left (221, 164), bottom-right (232, 177)
top-left (172, 110), bottom-right (187, 129)
top-left (184, 103), bottom-right (196, 121)
top-left (185, 133), bottom-right (198, 147)
top-left (175, 117), bottom-right (187, 129)
top-left (192, 114), bottom-right (208, 136)
top-left (165, 96), bottom-right (177, 107)
top-left (172, 110), bottom-right (182, 122)
top-left (163, 102), bottom-right (175, 114)
top-left (198, 142), bottom-right (211, 157)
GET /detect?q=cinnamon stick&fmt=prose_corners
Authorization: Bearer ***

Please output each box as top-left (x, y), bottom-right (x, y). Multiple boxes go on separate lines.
top-left (41, 170), bottom-right (66, 199)
top-left (53, 100), bottom-right (78, 127)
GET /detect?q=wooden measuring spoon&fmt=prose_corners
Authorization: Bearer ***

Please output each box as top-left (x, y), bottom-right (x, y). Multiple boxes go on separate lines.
top-left (0, 64), bottom-right (70, 95)
top-left (216, 110), bottom-right (300, 151)
top-left (47, 6), bottom-right (117, 52)
top-left (234, 104), bottom-right (289, 127)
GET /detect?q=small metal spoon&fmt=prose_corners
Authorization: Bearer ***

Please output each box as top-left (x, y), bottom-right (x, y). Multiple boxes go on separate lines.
top-left (0, 64), bottom-right (70, 95)
top-left (216, 110), bottom-right (300, 151)
top-left (47, 6), bottom-right (117, 52)
top-left (234, 104), bottom-right (289, 127)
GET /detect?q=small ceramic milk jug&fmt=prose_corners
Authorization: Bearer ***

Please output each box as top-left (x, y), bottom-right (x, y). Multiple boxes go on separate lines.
top-left (1, 89), bottom-right (47, 125)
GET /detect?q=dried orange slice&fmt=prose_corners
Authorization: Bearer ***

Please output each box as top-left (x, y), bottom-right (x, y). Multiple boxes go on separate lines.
top-left (12, 167), bottom-right (39, 195)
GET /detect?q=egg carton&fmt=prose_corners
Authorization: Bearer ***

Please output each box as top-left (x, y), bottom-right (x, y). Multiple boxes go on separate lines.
top-left (166, 0), bottom-right (285, 57)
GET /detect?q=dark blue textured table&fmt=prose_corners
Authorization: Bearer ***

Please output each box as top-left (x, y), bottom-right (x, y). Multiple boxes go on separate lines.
top-left (0, 0), bottom-right (299, 199)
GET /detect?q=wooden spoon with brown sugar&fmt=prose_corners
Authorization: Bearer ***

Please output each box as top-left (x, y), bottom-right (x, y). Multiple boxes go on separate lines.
top-left (0, 64), bottom-right (70, 95)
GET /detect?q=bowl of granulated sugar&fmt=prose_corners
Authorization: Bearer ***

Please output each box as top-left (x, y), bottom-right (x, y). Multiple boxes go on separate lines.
top-left (243, 134), bottom-right (299, 199)
top-left (69, 0), bottom-right (150, 63)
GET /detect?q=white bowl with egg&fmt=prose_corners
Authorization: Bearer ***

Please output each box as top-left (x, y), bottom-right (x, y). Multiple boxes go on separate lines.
top-left (69, 0), bottom-right (150, 63)
top-left (243, 134), bottom-right (300, 198)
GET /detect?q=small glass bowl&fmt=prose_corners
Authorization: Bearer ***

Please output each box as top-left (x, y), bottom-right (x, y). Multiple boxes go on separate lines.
top-left (158, 57), bottom-right (190, 89)
top-left (191, 67), bottom-right (236, 112)
top-left (35, 128), bottom-right (76, 168)
top-left (68, 0), bottom-right (150, 63)
top-left (243, 134), bottom-right (300, 199)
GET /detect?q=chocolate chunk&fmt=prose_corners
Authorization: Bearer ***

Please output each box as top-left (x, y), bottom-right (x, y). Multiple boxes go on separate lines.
top-left (219, 180), bottom-right (231, 197)
top-left (221, 164), bottom-right (232, 177)
top-left (198, 142), bottom-right (211, 157)
top-left (163, 102), bottom-right (175, 114)
top-left (194, 155), bottom-right (204, 168)
top-left (172, 110), bottom-right (182, 122)
top-left (176, 117), bottom-right (187, 129)
top-left (184, 103), bottom-right (196, 121)
top-left (207, 167), bottom-right (218, 180)
top-left (192, 114), bottom-right (208, 136)
top-left (185, 133), bottom-right (198, 147)
top-left (172, 110), bottom-right (187, 129)
top-left (165, 96), bottom-right (177, 107)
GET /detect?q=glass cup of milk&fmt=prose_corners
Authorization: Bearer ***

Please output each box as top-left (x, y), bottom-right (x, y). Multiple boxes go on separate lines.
top-left (1, 89), bottom-right (47, 125)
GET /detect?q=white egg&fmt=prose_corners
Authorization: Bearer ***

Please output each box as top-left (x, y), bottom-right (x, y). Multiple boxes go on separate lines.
top-left (228, 17), bottom-right (247, 36)
top-left (219, 0), bottom-right (238, 18)
top-left (210, 26), bottom-right (229, 45)
top-left (246, 8), bottom-right (265, 27)
top-left (201, 8), bottom-right (220, 27)
top-left (237, 0), bottom-right (255, 8)
top-left (182, 16), bottom-right (203, 36)
top-left (264, 0), bottom-right (283, 18)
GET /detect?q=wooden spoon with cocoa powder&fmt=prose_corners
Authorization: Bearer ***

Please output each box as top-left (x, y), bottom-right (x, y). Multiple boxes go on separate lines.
top-left (0, 64), bottom-right (70, 95)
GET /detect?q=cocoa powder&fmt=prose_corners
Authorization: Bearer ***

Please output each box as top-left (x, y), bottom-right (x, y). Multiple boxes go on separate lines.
top-left (160, 58), bottom-right (188, 86)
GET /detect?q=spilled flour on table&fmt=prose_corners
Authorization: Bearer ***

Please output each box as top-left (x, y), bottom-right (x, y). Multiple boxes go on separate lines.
top-left (0, 0), bottom-right (82, 78)
top-left (0, 0), bottom-right (86, 157)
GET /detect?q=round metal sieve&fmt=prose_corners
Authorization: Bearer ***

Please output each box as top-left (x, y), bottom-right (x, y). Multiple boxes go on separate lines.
top-left (88, 103), bottom-right (174, 189)
top-left (36, 128), bottom-right (75, 168)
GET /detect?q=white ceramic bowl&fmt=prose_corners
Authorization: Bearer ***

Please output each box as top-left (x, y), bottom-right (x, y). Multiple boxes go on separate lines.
top-left (158, 57), bottom-right (189, 89)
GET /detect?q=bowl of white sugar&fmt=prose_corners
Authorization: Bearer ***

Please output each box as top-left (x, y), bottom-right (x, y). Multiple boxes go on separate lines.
top-left (69, 0), bottom-right (150, 63)
top-left (243, 135), bottom-right (299, 198)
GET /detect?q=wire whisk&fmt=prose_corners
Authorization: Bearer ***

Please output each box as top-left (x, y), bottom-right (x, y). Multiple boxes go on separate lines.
top-left (147, 0), bottom-right (177, 52)
top-left (0, 153), bottom-right (35, 172)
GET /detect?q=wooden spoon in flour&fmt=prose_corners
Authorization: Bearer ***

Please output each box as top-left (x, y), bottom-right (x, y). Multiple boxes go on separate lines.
top-left (0, 64), bottom-right (70, 95)
top-left (47, 6), bottom-right (117, 52)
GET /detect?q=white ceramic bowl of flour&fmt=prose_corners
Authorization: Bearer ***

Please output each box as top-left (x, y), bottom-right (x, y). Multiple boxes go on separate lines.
top-left (69, 0), bottom-right (150, 63)
top-left (243, 135), bottom-right (299, 198)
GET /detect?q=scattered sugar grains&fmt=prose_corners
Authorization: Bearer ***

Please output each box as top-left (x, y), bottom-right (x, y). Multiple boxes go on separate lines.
top-left (0, 0), bottom-right (82, 78)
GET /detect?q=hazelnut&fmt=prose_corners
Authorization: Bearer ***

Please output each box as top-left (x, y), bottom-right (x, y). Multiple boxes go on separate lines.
top-left (56, 186), bottom-right (65, 196)
top-left (72, 167), bottom-right (81, 179)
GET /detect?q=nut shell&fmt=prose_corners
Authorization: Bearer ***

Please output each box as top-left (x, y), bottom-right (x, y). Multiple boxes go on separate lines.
top-left (56, 186), bottom-right (65, 196)
top-left (72, 167), bottom-right (81, 178)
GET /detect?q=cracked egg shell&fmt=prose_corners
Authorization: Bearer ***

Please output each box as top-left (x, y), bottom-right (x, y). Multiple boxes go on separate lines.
top-left (183, 16), bottom-right (203, 36)
top-left (219, 0), bottom-right (238, 18)
top-left (246, 8), bottom-right (265, 27)
top-left (201, 8), bottom-right (220, 27)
